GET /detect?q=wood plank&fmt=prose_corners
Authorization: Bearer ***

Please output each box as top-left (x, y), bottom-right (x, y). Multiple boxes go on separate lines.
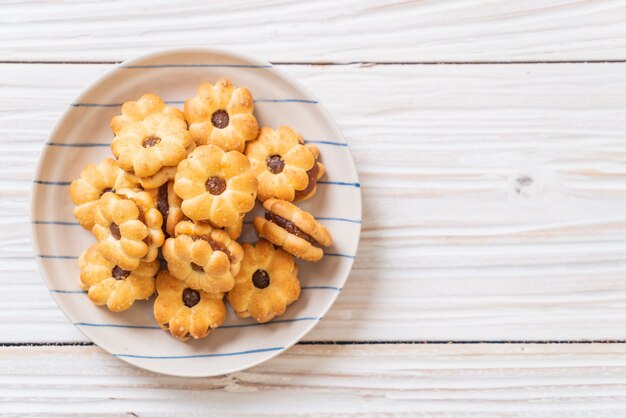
top-left (2, 343), bottom-right (626, 416)
top-left (2, 0), bottom-right (626, 62)
top-left (3, 63), bottom-right (626, 342)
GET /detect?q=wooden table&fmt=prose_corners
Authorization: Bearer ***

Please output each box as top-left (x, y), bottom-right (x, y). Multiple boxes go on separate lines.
top-left (3, 1), bottom-right (626, 416)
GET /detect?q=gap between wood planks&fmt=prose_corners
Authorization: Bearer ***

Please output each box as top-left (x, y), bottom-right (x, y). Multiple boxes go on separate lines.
top-left (2, 340), bottom-right (626, 347)
top-left (2, 60), bottom-right (626, 66)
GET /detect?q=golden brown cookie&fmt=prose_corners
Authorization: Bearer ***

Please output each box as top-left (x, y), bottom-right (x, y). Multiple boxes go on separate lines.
top-left (253, 198), bottom-right (332, 262)
top-left (92, 192), bottom-right (164, 270)
top-left (147, 181), bottom-right (186, 238)
top-left (70, 158), bottom-right (139, 231)
top-left (184, 79), bottom-right (258, 152)
top-left (162, 221), bottom-right (243, 293)
top-left (245, 126), bottom-right (319, 201)
top-left (176, 220), bottom-right (244, 276)
top-left (294, 144), bottom-right (325, 202)
top-left (133, 143), bottom-right (197, 189)
top-left (228, 239), bottom-right (300, 323)
top-left (115, 188), bottom-right (165, 262)
top-left (134, 166), bottom-right (177, 190)
top-left (78, 244), bottom-right (159, 312)
top-left (153, 269), bottom-right (226, 341)
top-left (174, 144), bottom-right (257, 227)
top-left (111, 93), bottom-right (184, 135)
top-left (111, 93), bottom-right (192, 179)
top-left (224, 217), bottom-right (244, 240)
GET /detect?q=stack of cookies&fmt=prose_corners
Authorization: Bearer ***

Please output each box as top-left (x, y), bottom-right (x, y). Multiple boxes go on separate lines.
top-left (70, 79), bottom-right (333, 341)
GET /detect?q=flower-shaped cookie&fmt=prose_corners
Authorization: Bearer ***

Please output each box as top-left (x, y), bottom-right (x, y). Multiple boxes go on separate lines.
top-left (245, 126), bottom-right (317, 201)
top-left (111, 93), bottom-right (192, 179)
top-left (69, 158), bottom-right (139, 230)
top-left (154, 269), bottom-right (227, 341)
top-left (174, 144), bottom-right (257, 227)
top-left (134, 142), bottom-right (197, 189)
top-left (294, 144), bottom-right (325, 202)
top-left (92, 192), bottom-right (164, 270)
top-left (228, 239), bottom-right (300, 323)
top-left (116, 188), bottom-right (165, 260)
top-left (135, 166), bottom-right (177, 190)
top-left (184, 79), bottom-right (258, 152)
top-left (224, 217), bottom-right (244, 240)
top-left (111, 93), bottom-right (184, 135)
top-left (148, 181), bottom-right (186, 238)
top-left (78, 244), bottom-right (159, 312)
top-left (162, 221), bottom-right (243, 293)
top-left (253, 198), bottom-right (332, 262)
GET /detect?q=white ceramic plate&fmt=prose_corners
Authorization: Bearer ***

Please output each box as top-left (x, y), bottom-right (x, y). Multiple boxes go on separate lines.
top-left (31, 49), bottom-right (361, 377)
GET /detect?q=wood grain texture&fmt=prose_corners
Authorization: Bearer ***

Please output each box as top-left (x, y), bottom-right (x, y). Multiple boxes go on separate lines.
top-left (2, 63), bottom-right (626, 342)
top-left (1, 343), bottom-right (626, 416)
top-left (2, 2), bottom-right (626, 414)
top-left (2, 0), bottom-right (626, 62)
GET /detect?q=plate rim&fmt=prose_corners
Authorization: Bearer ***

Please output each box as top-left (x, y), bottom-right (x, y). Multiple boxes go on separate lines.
top-left (30, 47), bottom-right (361, 377)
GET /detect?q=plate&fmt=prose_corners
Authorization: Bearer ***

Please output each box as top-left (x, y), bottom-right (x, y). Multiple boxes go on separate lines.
top-left (31, 49), bottom-right (361, 377)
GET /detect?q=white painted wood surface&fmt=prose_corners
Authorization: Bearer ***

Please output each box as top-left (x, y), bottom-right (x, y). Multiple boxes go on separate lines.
top-left (2, 0), bottom-right (626, 62)
top-left (3, 343), bottom-right (626, 416)
top-left (3, 0), bottom-right (626, 415)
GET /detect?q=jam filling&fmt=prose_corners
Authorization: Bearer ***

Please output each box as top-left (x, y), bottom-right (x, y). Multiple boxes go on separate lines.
top-left (136, 205), bottom-right (146, 224)
top-left (110, 223), bottom-right (121, 240)
top-left (211, 109), bottom-right (229, 129)
top-left (267, 154), bottom-right (285, 174)
top-left (206, 176), bottom-right (226, 195)
top-left (252, 269), bottom-right (270, 289)
top-left (294, 161), bottom-right (319, 200)
top-left (134, 204), bottom-right (150, 246)
top-left (182, 288), bottom-right (200, 308)
top-left (190, 262), bottom-right (204, 272)
top-left (157, 183), bottom-right (169, 220)
top-left (142, 136), bottom-right (161, 148)
top-left (265, 211), bottom-right (317, 245)
top-left (112, 265), bottom-right (130, 280)
top-left (191, 235), bottom-right (232, 260)
top-left (156, 183), bottom-right (169, 237)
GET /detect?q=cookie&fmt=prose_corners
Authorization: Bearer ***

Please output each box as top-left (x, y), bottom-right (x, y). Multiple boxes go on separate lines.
top-left (228, 239), bottom-right (300, 323)
top-left (148, 181), bottom-right (186, 238)
top-left (162, 221), bottom-right (244, 293)
top-left (111, 93), bottom-right (192, 179)
top-left (294, 144), bottom-right (325, 202)
top-left (253, 198), bottom-right (332, 262)
top-left (224, 217), bottom-right (244, 240)
top-left (111, 93), bottom-right (184, 135)
top-left (184, 79), bottom-right (258, 152)
top-left (153, 269), bottom-right (227, 341)
top-left (115, 188), bottom-right (166, 261)
top-left (245, 126), bottom-right (319, 201)
top-left (174, 144), bottom-right (257, 227)
top-left (92, 192), bottom-right (164, 270)
top-left (134, 166), bottom-right (177, 190)
top-left (70, 158), bottom-right (139, 231)
top-left (176, 220), bottom-right (244, 276)
top-left (134, 143), bottom-right (197, 189)
top-left (78, 244), bottom-right (159, 312)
